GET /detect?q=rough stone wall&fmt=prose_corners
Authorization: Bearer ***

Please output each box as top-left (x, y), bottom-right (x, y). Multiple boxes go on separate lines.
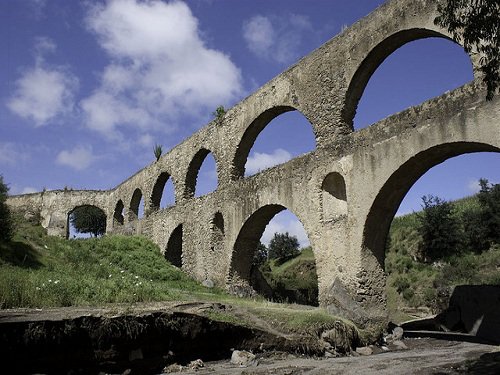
top-left (6, 0), bottom-right (500, 326)
top-left (7, 190), bottom-right (109, 237)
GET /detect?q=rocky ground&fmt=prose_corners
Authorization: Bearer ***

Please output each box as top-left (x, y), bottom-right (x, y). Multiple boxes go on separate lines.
top-left (165, 338), bottom-right (500, 375)
top-left (1, 303), bottom-right (499, 374)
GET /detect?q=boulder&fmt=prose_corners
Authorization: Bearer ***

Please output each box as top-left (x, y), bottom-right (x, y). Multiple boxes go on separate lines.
top-left (230, 350), bottom-right (256, 367)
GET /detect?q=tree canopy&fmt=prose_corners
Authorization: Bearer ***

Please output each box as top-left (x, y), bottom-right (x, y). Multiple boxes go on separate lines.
top-left (417, 195), bottom-right (462, 261)
top-left (268, 232), bottom-right (300, 263)
top-left (435, 0), bottom-right (499, 100)
top-left (70, 205), bottom-right (106, 237)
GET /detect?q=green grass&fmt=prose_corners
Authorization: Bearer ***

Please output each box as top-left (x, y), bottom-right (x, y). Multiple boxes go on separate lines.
top-left (0, 214), bottom-right (365, 342)
top-left (0, 215), bottom-right (224, 309)
top-left (262, 247), bottom-right (318, 291)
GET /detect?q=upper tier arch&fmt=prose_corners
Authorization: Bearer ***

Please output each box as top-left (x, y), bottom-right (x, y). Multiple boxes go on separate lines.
top-left (341, 28), bottom-right (472, 129)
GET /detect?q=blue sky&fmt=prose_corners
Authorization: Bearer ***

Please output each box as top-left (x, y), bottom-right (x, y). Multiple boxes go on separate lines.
top-left (1, 0), bottom-right (498, 245)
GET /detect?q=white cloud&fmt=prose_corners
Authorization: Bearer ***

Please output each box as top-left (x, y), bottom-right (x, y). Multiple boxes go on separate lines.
top-left (243, 14), bottom-right (312, 63)
top-left (467, 179), bottom-right (481, 193)
top-left (56, 145), bottom-right (96, 171)
top-left (138, 134), bottom-right (155, 148)
top-left (0, 142), bottom-right (29, 165)
top-left (82, 0), bottom-right (243, 139)
top-left (245, 148), bottom-right (292, 175)
top-left (243, 15), bottom-right (275, 57)
top-left (7, 38), bottom-right (78, 126)
top-left (261, 214), bottom-right (310, 248)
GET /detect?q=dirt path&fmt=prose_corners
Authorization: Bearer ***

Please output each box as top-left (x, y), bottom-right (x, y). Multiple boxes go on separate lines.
top-left (173, 338), bottom-right (500, 375)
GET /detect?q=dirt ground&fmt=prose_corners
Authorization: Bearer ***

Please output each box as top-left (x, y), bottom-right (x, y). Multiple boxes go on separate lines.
top-left (172, 338), bottom-right (500, 375)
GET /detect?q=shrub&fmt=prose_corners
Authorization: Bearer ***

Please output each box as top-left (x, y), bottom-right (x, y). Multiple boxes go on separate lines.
top-left (268, 232), bottom-right (300, 264)
top-left (417, 195), bottom-right (462, 261)
top-left (0, 175), bottom-right (13, 242)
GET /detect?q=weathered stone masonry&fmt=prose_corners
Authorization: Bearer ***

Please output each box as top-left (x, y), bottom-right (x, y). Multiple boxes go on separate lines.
top-left (7, 0), bottom-right (500, 325)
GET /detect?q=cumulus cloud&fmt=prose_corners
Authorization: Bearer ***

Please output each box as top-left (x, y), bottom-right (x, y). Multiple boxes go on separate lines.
top-left (0, 142), bottom-right (29, 165)
top-left (245, 148), bottom-right (292, 175)
top-left (243, 14), bottom-right (312, 63)
top-left (56, 145), bottom-right (96, 171)
top-left (82, 0), bottom-right (243, 139)
top-left (7, 38), bottom-right (78, 126)
top-left (261, 215), bottom-right (310, 248)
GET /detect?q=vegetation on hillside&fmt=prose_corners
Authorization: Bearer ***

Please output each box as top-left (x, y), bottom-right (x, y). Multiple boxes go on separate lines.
top-left (386, 180), bottom-right (500, 318)
top-left (0, 175), bottom-right (13, 242)
top-left (259, 247), bottom-right (319, 306)
top-left (252, 233), bottom-right (318, 306)
top-left (0, 212), bottom-right (221, 308)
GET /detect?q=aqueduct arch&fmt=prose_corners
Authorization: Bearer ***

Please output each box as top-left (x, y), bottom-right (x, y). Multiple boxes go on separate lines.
top-left (6, 0), bottom-right (500, 326)
top-left (231, 106), bottom-right (316, 179)
top-left (363, 143), bottom-right (500, 267)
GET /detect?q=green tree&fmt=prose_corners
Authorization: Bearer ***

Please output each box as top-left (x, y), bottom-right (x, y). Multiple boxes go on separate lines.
top-left (252, 242), bottom-right (268, 266)
top-left (0, 175), bottom-right (13, 242)
top-left (268, 232), bottom-right (300, 262)
top-left (417, 195), bottom-right (462, 261)
top-left (435, 0), bottom-right (499, 100)
top-left (477, 178), bottom-right (500, 244)
top-left (70, 205), bottom-right (106, 237)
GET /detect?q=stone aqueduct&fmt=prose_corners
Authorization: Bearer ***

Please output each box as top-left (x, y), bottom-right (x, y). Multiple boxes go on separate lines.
top-left (7, 0), bottom-right (500, 324)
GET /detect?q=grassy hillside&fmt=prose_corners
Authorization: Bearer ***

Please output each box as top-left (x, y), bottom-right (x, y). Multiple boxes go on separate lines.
top-left (259, 247), bottom-right (319, 305)
top-left (0, 214), bottom-right (223, 308)
top-left (0, 214), bottom-right (371, 345)
top-left (386, 194), bottom-right (500, 320)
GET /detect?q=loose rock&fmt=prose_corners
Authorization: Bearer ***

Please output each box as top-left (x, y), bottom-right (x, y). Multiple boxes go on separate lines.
top-left (355, 346), bottom-right (373, 356)
top-left (392, 327), bottom-right (404, 341)
top-left (231, 350), bottom-right (257, 367)
top-left (187, 359), bottom-right (204, 370)
top-left (392, 340), bottom-right (408, 350)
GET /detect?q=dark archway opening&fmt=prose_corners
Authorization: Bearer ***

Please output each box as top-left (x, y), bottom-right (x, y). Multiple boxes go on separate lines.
top-left (165, 224), bottom-right (183, 267)
top-left (151, 172), bottom-right (175, 212)
top-left (129, 188), bottom-right (144, 221)
top-left (230, 205), bottom-right (317, 306)
top-left (232, 107), bottom-right (316, 179)
top-left (185, 149), bottom-right (218, 198)
top-left (113, 200), bottom-right (124, 226)
top-left (321, 172), bottom-right (347, 222)
top-left (211, 211), bottom-right (224, 252)
top-left (67, 205), bottom-right (107, 239)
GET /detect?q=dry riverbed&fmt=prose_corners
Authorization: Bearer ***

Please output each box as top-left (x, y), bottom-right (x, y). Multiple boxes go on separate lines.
top-left (1, 302), bottom-right (498, 374)
top-left (170, 338), bottom-right (500, 375)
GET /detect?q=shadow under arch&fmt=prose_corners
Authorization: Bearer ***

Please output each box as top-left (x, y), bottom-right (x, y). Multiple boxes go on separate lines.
top-left (363, 142), bottom-right (500, 267)
top-left (165, 224), bottom-right (183, 267)
top-left (129, 188), bottom-right (143, 221)
top-left (150, 171), bottom-right (176, 212)
top-left (67, 204), bottom-right (107, 239)
top-left (231, 106), bottom-right (316, 179)
top-left (184, 148), bottom-right (219, 198)
top-left (230, 204), bottom-right (314, 284)
top-left (342, 28), bottom-right (471, 130)
top-left (113, 199), bottom-right (124, 225)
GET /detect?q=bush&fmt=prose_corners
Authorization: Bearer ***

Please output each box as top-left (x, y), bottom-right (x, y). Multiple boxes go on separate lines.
top-left (0, 175), bottom-right (13, 242)
top-left (417, 195), bottom-right (462, 261)
top-left (268, 232), bottom-right (300, 264)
